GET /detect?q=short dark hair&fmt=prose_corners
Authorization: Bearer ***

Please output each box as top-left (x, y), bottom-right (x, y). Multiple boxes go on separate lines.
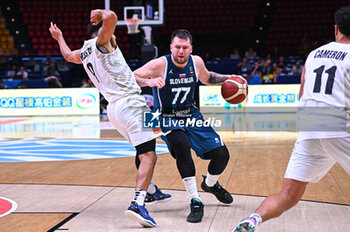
top-left (87, 21), bottom-right (103, 37)
top-left (334, 6), bottom-right (350, 36)
top-left (171, 29), bottom-right (193, 45)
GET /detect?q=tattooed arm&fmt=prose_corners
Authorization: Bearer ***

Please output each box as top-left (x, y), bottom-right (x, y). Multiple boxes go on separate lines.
top-left (208, 72), bottom-right (231, 84)
top-left (194, 55), bottom-right (245, 85)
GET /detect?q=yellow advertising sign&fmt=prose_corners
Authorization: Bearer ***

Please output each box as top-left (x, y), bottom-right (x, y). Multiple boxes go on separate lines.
top-left (0, 88), bottom-right (100, 116)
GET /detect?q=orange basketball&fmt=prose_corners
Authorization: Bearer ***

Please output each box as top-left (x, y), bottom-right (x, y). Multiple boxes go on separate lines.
top-left (221, 76), bottom-right (248, 104)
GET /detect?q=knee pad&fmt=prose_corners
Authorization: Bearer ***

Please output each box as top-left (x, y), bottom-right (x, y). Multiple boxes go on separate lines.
top-left (204, 144), bottom-right (230, 175)
top-left (135, 139), bottom-right (156, 169)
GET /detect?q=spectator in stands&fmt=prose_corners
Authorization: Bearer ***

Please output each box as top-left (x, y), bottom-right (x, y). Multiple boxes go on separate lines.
top-left (273, 63), bottom-right (279, 75)
top-left (237, 56), bottom-right (253, 81)
top-left (44, 76), bottom-right (63, 88)
top-left (291, 60), bottom-right (304, 75)
top-left (277, 56), bottom-right (287, 74)
top-left (15, 65), bottom-right (28, 80)
top-left (6, 64), bottom-right (17, 80)
top-left (26, 57), bottom-right (42, 73)
top-left (57, 60), bottom-right (70, 72)
top-left (259, 57), bottom-right (276, 84)
top-left (41, 55), bottom-right (52, 74)
top-left (46, 61), bottom-right (59, 77)
top-left (245, 47), bottom-right (257, 59)
top-left (230, 49), bottom-right (241, 59)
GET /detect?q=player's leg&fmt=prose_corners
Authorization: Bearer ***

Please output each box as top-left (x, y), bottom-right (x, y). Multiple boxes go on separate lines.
top-left (201, 144), bottom-right (233, 204)
top-left (107, 96), bottom-right (163, 227)
top-left (125, 139), bottom-right (157, 227)
top-left (185, 125), bottom-right (233, 204)
top-left (233, 179), bottom-right (307, 232)
top-left (135, 152), bottom-right (172, 205)
top-left (166, 129), bottom-right (204, 223)
top-left (232, 138), bottom-right (336, 232)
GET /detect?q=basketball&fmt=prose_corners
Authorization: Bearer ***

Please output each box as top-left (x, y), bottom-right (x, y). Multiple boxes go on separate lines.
top-left (221, 76), bottom-right (248, 104)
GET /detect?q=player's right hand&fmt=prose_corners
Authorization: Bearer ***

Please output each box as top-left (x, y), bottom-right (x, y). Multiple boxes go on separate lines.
top-left (149, 77), bottom-right (165, 88)
top-left (49, 22), bottom-right (62, 41)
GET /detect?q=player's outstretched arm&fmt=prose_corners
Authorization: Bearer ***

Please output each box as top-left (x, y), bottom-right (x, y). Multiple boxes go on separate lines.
top-left (194, 55), bottom-right (243, 85)
top-left (134, 58), bottom-right (165, 88)
top-left (90, 9), bottom-right (117, 46)
top-left (49, 22), bottom-right (81, 64)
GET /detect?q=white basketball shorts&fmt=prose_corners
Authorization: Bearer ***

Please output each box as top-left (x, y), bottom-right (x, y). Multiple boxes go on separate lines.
top-left (107, 94), bottom-right (162, 147)
top-left (285, 137), bottom-right (350, 183)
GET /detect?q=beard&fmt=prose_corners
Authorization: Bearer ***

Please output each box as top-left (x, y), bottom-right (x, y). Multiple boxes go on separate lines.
top-left (172, 55), bottom-right (188, 65)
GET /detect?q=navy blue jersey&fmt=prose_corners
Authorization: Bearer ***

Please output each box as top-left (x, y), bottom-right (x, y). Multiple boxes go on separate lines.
top-left (153, 55), bottom-right (198, 114)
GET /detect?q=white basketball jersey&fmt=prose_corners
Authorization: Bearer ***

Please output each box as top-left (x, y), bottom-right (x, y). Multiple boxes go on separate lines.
top-left (298, 41), bottom-right (350, 140)
top-left (80, 37), bottom-right (141, 103)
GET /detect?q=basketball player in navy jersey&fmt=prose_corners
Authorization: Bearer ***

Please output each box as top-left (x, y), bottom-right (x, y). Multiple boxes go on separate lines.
top-left (232, 6), bottom-right (350, 232)
top-left (49, 9), bottom-right (171, 228)
top-left (134, 29), bottom-right (245, 223)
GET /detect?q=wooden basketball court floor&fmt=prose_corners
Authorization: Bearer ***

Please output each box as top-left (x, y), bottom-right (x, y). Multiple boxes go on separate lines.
top-left (0, 116), bottom-right (349, 232)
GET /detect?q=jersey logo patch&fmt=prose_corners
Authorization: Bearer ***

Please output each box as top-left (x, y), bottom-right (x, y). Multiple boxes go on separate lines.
top-left (179, 73), bottom-right (186, 78)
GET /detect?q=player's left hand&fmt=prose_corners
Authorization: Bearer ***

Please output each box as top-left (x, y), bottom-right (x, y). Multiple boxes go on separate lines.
top-left (90, 9), bottom-right (103, 25)
top-left (49, 22), bottom-right (63, 41)
top-left (149, 77), bottom-right (165, 88)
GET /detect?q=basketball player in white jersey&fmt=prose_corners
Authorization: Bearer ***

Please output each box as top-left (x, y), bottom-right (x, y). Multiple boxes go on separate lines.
top-left (49, 9), bottom-right (171, 228)
top-left (233, 6), bottom-right (350, 232)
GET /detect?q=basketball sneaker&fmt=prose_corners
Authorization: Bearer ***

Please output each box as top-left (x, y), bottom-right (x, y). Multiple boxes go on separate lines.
top-left (125, 201), bottom-right (157, 227)
top-left (201, 174), bottom-right (233, 204)
top-left (144, 185), bottom-right (172, 205)
top-left (187, 198), bottom-right (204, 223)
top-left (232, 217), bottom-right (257, 232)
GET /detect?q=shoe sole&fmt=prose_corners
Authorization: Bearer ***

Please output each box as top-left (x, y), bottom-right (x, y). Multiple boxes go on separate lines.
top-left (145, 196), bottom-right (172, 205)
top-left (201, 182), bottom-right (233, 204)
top-left (124, 210), bottom-right (156, 228)
top-left (187, 219), bottom-right (202, 223)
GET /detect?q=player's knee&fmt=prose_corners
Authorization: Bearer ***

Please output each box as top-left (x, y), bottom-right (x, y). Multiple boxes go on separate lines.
top-left (167, 130), bottom-right (191, 154)
top-left (139, 150), bottom-right (157, 164)
top-left (206, 145), bottom-right (230, 163)
top-left (280, 180), bottom-right (305, 207)
top-left (135, 139), bottom-right (157, 164)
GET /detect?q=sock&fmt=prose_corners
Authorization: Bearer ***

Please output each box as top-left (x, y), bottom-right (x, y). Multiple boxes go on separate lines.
top-left (182, 176), bottom-right (201, 201)
top-left (205, 172), bottom-right (219, 187)
top-left (133, 188), bottom-right (147, 206)
top-left (249, 213), bottom-right (262, 227)
top-left (147, 181), bottom-right (157, 194)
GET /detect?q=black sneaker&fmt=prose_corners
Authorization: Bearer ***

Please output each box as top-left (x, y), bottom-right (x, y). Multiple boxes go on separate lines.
top-left (201, 174), bottom-right (233, 204)
top-left (187, 198), bottom-right (204, 223)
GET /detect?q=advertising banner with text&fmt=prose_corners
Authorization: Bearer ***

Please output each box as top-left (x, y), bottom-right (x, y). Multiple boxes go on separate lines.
top-left (0, 88), bottom-right (100, 116)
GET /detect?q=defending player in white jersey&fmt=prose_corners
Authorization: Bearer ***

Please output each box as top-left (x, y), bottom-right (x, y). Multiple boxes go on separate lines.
top-left (49, 9), bottom-right (170, 228)
top-left (232, 5), bottom-right (350, 232)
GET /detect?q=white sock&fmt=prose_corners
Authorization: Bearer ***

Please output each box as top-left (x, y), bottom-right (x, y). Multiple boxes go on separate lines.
top-left (182, 176), bottom-right (201, 201)
top-left (205, 172), bottom-right (219, 187)
top-left (133, 189), bottom-right (147, 206)
top-left (147, 181), bottom-right (157, 194)
top-left (250, 213), bottom-right (262, 227)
